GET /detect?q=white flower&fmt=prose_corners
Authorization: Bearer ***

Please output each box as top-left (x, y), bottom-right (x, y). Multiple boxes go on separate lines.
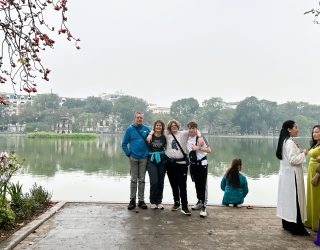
top-left (0, 152), bottom-right (9, 158)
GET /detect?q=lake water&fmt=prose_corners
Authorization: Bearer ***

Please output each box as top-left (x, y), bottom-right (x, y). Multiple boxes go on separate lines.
top-left (0, 135), bottom-right (311, 206)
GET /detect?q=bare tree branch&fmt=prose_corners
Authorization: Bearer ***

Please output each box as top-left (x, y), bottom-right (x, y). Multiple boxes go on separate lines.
top-left (304, 2), bottom-right (320, 24)
top-left (0, 0), bottom-right (79, 105)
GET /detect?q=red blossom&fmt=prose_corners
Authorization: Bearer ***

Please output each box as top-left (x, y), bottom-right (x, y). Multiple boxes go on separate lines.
top-left (0, 0), bottom-right (80, 96)
top-left (23, 87), bottom-right (32, 93)
top-left (0, 100), bottom-right (8, 105)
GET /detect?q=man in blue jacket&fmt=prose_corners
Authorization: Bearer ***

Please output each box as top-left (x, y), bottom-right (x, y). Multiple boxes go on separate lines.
top-left (122, 111), bottom-right (151, 210)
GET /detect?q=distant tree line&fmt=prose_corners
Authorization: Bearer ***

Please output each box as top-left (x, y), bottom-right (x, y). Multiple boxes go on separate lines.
top-left (0, 94), bottom-right (319, 136)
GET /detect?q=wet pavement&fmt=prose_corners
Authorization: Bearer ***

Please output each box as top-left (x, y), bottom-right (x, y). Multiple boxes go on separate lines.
top-left (1, 202), bottom-right (319, 250)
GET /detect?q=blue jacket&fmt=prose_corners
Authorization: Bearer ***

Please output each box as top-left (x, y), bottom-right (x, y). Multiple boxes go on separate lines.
top-left (121, 124), bottom-right (150, 159)
top-left (220, 174), bottom-right (249, 205)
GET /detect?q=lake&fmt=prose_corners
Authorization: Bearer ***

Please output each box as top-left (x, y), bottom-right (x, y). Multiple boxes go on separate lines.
top-left (0, 134), bottom-right (311, 206)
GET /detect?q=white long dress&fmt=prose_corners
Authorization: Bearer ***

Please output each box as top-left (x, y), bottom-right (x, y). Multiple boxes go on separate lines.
top-left (276, 138), bottom-right (307, 223)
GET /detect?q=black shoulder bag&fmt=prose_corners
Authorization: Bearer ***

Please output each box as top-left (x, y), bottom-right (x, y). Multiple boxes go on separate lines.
top-left (189, 136), bottom-right (198, 165)
top-left (171, 133), bottom-right (190, 166)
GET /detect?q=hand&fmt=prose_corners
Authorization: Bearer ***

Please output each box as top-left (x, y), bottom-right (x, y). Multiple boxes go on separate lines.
top-left (192, 144), bottom-right (199, 151)
top-left (317, 156), bottom-right (320, 163)
top-left (146, 131), bottom-right (153, 143)
top-left (302, 149), bottom-right (308, 155)
top-left (311, 173), bottom-right (320, 186)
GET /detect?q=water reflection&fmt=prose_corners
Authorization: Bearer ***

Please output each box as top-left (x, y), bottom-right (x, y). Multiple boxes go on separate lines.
top-left (0, 134), bottom-right (311, 205)
top-left (0, 134), bottom-right (310, 178)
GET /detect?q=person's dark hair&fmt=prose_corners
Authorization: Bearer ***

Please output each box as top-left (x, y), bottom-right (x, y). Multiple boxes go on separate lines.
top-left (226, 158), bottom-right (242, 188)
top-left (309, 125), bottom-right (320, 149)
top-left (153, 120), bottom-right (165, 134)
top-left (187, 121), bottom-right (198, 129)
top-left (276, 120), bottom-right (295, 160)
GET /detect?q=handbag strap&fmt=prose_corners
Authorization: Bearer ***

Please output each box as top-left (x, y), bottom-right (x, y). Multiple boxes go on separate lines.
top-left (171, 133), bottom-right (187, 157)
top-left (133, 126), bottom-right (148, 147)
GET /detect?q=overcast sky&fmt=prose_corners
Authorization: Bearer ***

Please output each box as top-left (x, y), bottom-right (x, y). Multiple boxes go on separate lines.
top-left (3, 0), bottom-right (320, 107)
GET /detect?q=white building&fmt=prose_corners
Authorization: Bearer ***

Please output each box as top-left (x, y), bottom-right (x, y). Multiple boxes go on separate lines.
top-left (0, 92), bottom-right (33, 115)
top-left (99, 91), bottom-right (125, 102)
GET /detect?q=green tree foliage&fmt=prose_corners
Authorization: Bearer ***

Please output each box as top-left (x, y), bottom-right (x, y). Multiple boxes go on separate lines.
top-left (84, 96), bottom-right (113, 115)
top-left (63, 98), bottom-right (85, 109)
top-left (3, 92), bottom-right (320, 135)
top-left (112, 96), bottom-right (150, 129)
top-left (74, 112), bottom-right (105, 132)
top-left (32, 94), bottom-right (60, 111)
top-left (294, 115), bottom-right (317, 138)
top-left (198, 97), bottom-right (229, 134)
top-left (258, 100), bottom-right (279, 135)
top-left (232, 96), bottom-right (262, 135)
top-left (170, 98), bottom-right (199, 127)
top-left (150, 113), bottom-right (173, 127)
top-left (17, 103), bottom-right (38, 123)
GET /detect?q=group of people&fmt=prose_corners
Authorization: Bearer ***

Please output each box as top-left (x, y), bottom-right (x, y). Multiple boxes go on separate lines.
top-left (121, 111), bottom-right (250, 218)
top-left (276, 120), bottom-right (320, 235)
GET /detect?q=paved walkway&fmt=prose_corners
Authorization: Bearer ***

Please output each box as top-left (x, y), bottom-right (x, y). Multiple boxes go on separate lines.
top-left (1, 202), bottom-right (319, 250)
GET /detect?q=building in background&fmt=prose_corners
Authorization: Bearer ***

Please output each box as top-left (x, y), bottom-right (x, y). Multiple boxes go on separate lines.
top-left (55, 115), bottom-right (72, 134)
top-left (148, 103), bottom-right (170, 114)
top-left (0, 92), bottom-right (33, 115)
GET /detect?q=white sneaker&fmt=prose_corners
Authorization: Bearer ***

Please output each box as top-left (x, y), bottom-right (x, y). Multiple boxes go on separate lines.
top-left (191, 201), bottom-right (202, 210)
top-left (200, 206), bottom-right (207, 218)
top-left (150, 204), bottom-right (157, 209)
top-left (156, 204), bottom-right (164, 210)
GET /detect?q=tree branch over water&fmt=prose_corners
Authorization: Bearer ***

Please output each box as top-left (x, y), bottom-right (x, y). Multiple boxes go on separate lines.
top-left (304, 2), bottom-right (320, 24)
top-left (0, 0), bottom-right (79, 105)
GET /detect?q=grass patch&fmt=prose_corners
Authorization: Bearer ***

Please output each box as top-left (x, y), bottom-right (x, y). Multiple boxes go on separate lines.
top-left (26, 132), bottom-right (97, 139)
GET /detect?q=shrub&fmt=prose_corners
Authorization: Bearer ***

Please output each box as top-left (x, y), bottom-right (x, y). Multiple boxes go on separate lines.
top-left (0, 206), bottom-right (15, 230)
top-left (8, 182), bottom-right (23, 210)
top-left (13, 194), bottom-right (38, 220)
top-left (29, 183), bottom-right (52, 210)
top-left (10, 183), bottom-right (52, 221)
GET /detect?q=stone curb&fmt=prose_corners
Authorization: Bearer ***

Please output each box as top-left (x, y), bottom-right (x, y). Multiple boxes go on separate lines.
top-left (0, 201), bottom-right (66, 250)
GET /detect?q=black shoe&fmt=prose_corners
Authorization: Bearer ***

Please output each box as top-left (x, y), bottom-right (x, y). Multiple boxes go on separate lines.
top-left (138, 201), bottom-right (148, 209)
top-left (290, 228), bottom-right (310, 236)
top-left (181, 206), bottom-right (191, 216)
top-left (171, 202), bottom-right (180, 211)
top-left (295, 230), bottom-right (310, 236)
top-left (127, 199), bottom-right (136, 210)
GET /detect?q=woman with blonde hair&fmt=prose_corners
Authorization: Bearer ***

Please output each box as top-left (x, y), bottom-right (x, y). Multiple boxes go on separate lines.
top-left (164, 119), bottom-right (191, 215)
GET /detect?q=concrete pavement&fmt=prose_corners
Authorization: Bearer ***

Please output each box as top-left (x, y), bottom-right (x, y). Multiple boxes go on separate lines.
top-left (1, 202), bottom-right (318, 250)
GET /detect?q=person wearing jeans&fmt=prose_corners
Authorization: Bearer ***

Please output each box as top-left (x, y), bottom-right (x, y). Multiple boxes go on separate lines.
top-left (146, 120), bottom-right (167, 209)
top-left (122, 111), bottom-right (150, 210)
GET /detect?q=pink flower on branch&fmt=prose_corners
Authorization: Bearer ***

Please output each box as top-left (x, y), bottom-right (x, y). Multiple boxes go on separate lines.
top-left (0, 0), bottom-right (80, 105)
